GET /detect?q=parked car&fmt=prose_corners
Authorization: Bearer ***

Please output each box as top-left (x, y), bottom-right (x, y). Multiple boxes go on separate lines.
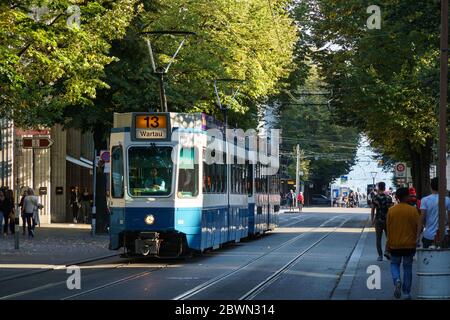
top-left (311, 194), bottom-right (330, 206)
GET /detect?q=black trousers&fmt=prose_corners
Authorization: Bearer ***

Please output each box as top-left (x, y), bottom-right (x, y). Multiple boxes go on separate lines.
top-left (2, 213), bottom-right (14, 234)
top-left (375, 219), bottom-right (388, 256)
top-left (72, 205), bottom-right (79, 220)
top-left (24, 212), bottom-right (34, 236)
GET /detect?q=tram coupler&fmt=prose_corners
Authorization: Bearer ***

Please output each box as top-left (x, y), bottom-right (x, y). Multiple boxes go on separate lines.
top-left (135, 232), bottom-right (161, 256)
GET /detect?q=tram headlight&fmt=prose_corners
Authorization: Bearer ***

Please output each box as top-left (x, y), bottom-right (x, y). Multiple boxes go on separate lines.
top-left (145, 214), bottom-right (155, 225)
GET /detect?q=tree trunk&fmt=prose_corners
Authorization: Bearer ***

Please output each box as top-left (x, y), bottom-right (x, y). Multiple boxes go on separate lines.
top-left (93, 123), bottom-right (109, 234)
top-left (409, 140), bottom-right (432, 199)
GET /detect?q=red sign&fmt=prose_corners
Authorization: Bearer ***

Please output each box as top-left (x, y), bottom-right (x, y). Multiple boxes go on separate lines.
top-left (22, 137), bottom-right (54, 149)
top-left (396, 163), bottom-right (405, 172)
top-left (100, 150), bottom-right (110, 163)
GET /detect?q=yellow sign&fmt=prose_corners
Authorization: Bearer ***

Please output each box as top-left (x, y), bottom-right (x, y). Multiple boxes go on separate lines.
top-left (134, 114), bottom-right (169, 140)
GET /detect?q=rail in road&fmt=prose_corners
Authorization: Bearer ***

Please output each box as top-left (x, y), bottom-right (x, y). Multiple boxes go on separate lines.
top-left (0, 212), bottom-right (363, 300)
top-left (173, 215), bottom-right (348, 300)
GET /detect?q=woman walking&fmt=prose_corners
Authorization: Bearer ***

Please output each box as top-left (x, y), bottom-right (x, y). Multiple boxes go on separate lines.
top-left (4, 189), bottom-right (15, 236)
top-left (23, 189), bottom-right (41, 238)
top-left (297, 192), bottom-right (304, 212)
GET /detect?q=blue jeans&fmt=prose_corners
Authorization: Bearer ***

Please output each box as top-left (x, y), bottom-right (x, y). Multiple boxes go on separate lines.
top-left (390, 254), bottom-right (414, 294)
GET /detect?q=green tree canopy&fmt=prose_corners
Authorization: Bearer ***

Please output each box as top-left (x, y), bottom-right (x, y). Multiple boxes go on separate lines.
top-left (0, 0), bottom-right (138, 127)
top-left (306, 0), bottom-right (447, 196)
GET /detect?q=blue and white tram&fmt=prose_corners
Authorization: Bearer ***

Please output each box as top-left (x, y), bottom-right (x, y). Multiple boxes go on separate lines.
top-left (108, 112), bottom-right (280, 257)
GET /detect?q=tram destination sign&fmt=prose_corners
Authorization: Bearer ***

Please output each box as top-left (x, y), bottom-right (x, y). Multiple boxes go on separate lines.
top-left (132, 113), bottom-right (171, 141)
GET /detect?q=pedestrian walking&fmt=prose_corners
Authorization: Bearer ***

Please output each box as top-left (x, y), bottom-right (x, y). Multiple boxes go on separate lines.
top-left (70, 186), bottom-right (81, 223)
top-left (418, 177), bottom-right (450, 248)
top-left (23, 188), bottom-right (42, 238)
top-left (4, 188), bottom-right (15, 236)
top-left (0, 189), bottom-right (11, 238)
top-left (80, 187), bottom-right (91, 223)
top-left (19, 188), bottom-right (28, 235)
top-left (287, 190), bottom-right (296, 212)
top-left (386, 187), bottom-right (420, 299)
top-left (297, 192), bottom-right (304, 212)
top-left (371, 182), bottom-right (394, 261)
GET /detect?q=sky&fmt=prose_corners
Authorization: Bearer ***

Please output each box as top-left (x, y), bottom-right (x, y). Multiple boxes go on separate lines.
top-left (331, 135), bottom-right (393, 194)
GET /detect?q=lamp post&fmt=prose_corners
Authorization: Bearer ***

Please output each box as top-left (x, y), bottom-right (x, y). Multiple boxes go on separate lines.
top-left (370, 171), bottom-right (378, 190)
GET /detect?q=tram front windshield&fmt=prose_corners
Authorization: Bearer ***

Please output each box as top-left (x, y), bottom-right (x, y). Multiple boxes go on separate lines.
top-left (128, 146), bottom-right (173, 196)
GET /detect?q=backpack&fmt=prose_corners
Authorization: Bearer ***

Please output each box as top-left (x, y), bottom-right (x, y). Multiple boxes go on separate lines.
top-left (374, 194), bottom-right (392, 220)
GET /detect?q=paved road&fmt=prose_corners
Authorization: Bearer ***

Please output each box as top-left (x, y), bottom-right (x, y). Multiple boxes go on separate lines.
top-left (0, 208), bottom-right (416, 300)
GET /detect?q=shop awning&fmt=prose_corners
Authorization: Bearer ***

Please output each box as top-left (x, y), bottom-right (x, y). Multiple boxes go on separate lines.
top-left (66, 155), bottom-right (93, 169)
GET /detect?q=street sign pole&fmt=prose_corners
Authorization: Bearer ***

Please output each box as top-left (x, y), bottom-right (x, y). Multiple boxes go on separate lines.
top-left (295, 144), bottom-right (300, 197)
top-left (13, 130), bottom-right (20, 249)
top-left (91, 149), bottom-right (97, 236)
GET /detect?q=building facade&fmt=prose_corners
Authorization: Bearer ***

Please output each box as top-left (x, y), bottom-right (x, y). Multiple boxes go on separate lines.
top-left (0, 120), bottom-right (94, 223)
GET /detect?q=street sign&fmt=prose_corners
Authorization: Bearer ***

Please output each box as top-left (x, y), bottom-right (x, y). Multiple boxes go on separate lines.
top-left (340, 175), bottom-right (348, 184)
top-left (22, 136), bottom-right (54, 149)
top-left (100, 150), bottom-right (110, 163)
top-left (395, 162), bottom-right (406, 178)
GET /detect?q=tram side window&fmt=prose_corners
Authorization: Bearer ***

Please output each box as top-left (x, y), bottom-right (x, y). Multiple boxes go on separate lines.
top-left (203, 149), bottom-right (226, 194)
top-left (247, 163), bottom-right (253, 196)
top-left (111, 146), bottom-right (124, 198)
top-left (178, 147), bottom-right (199, 198)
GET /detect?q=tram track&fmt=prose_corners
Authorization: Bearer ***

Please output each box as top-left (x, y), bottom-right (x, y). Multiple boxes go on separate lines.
top-left (239, 216), bottom-right (353, 300)
top-left (0, 214), bottom-right (340, 300)
top-left (173, 214), bottom-right (345, 300)
top-left (59, 214), bottom-right (323, 300)
top-left (0, 256), bottom-right (173, 300)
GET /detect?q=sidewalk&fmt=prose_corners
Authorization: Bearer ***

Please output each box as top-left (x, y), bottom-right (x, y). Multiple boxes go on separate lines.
top-left (0, 224), bottom-right (113, 281)
top-left (333, 219), bottom-right (419, 300)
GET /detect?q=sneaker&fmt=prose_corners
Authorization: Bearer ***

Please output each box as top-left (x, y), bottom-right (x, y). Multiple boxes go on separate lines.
top-left (394, 280), bottom-right (402, 299)
top-left (377, 256), bottom-right (383, 261)
top-left (73, 218), bottom-right (77, 223)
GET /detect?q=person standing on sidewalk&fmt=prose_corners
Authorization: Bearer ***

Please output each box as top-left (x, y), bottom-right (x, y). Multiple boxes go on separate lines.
top-left (23, 189), bottom-right (41, 238)
top-left (419, 177), bottom-right (450, 248)
top-left (5, 188), bottom-right (15, 236)
top-left (70, 186), bottom-right (81, 223)
top-left (286, 190), bottom-right (294, 212)
top-left (0, 189), bottom-right (9, 238)
top-left (80, 188), bottom-right (91, 224)
top-left (19, 188), bottom-right (28, 235)
top-left (297, 192), bottom-right (304, 212)
top-left (371, 182), bottom-right (394, 261)
top-left (386, 187), bottom-right (420, 299)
